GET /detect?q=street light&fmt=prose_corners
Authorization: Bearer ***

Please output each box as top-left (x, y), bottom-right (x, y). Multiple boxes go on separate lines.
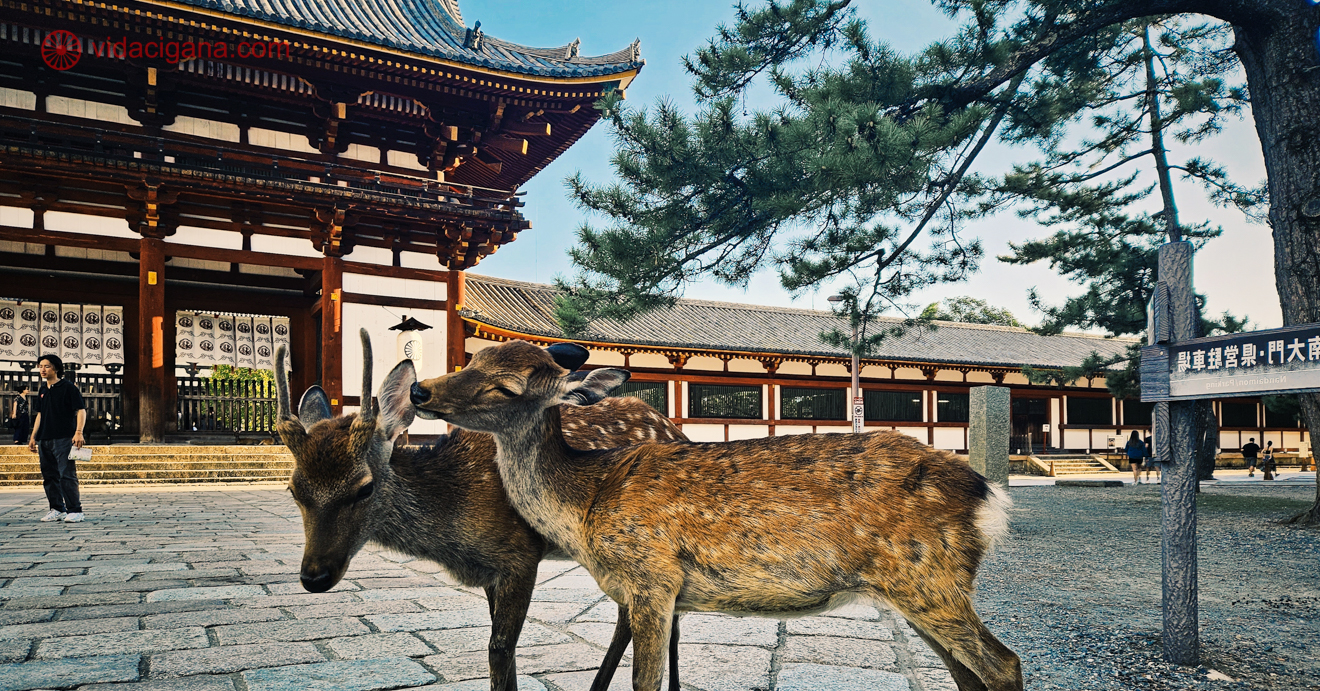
top-left (828, 294), bottom-right (863, 433)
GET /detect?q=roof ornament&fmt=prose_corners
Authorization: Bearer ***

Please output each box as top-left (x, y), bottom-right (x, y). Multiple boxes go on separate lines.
top-left (464, 21), bottom-right (484, 51)
top-left (565, 38), bottom-right (581, 61)
top-left (629, 38), bottom-right (641, 62)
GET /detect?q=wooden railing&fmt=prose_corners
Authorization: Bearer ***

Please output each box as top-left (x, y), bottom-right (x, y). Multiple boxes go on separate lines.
top-left (176, 377), bottom-right (277, 434)
top-left (0, 369), bottom-right (123, 440)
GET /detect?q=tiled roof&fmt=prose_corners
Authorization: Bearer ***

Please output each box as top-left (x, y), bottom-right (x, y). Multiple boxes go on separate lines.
top-left (463, 274), bottom-right (1137, 370)
top-left (167, 0), bottom-right (643, 79)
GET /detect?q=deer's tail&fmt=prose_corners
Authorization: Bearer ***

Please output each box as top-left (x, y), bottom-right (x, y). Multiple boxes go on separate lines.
top-left (974, 483), bottom-right (1013, 552)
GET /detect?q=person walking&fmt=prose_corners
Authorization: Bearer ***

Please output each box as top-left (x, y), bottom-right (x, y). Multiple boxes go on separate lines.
top-left (1143, 434), bottom-right (1160, 484)
top-left (9, 384), bottom-right (30, 444)
top-left (1125, 431), bottom-right (1145, 485)
top-left (1261, 441), bottom-right (1276, 481)
top-left (27, 355), bottom-right (86, 522)
top-left (1242, 437), bottom-right (1261, 478)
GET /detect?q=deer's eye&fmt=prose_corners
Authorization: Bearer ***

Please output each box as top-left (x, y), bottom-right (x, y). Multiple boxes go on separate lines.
top-left (354, 481), bottom-right (375, 502)
top-left (490, 385), bottom-right (518, 398)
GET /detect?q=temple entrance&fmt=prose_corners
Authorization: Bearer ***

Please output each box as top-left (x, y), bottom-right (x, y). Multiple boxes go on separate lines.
top-left (173, 310), bottom-right (290, 438)
top-left (1012, 397), bottom-right (1049, 454)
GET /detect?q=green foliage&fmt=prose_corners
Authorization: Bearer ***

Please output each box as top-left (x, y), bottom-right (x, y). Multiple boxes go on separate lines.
top-left (920, 296), bottom-right (1023, 327)
top-left (209, 365), bottom-right (273, 384)
top-left (1022, 350), bottom-right (1125, 389)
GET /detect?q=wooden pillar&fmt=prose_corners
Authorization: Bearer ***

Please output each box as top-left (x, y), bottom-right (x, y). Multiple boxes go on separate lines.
top-left (137, 237), bottom-right (166, 442)
top-left (446, 270), bottom-right (467, 372)
top-left (321, 256), bottom-right (344, 416)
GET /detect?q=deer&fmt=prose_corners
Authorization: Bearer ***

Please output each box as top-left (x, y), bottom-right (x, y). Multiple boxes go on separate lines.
top-left (409, 339), bottom-right (1024, 691)
top-left (273, 331), bottom-right (688, 691)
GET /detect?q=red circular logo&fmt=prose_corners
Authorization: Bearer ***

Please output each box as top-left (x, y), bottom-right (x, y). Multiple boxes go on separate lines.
top-left (41, 30), bottom-right (82, 71)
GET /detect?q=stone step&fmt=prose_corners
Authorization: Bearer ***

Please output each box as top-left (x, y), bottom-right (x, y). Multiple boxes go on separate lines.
top-left (0, 444), bottom-right (293, 486)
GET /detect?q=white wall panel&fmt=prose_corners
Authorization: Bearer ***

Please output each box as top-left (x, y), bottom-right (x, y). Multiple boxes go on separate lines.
top-left (774, 425), bottom-right (814, 437)
top-left (251, 234), bottom-right (322, 258)
top-left (248, 128), bottom-right (318, 153)
top-left (894, 427), bottom-right (927, 441)
top-left (0, 206), bottom-right (34, 228)
top-left (163, 116), bottom-right (240, 142)
top-left (346, 245), bottom-right (392, 266)
top-left (1063, 429), bottom-right (1090, 450)
top-left (933, 428), bottom-right (964, 450)
top-left (400, 253), bottom-right (444, 270)
top-left (168, 227), bottom-right (243, 250)
top-left (0, 87), bottom-right (36, 110)
top-left (682, 424), bottom-right (725, 442)
top-left (728, 425), bottom-right (769, 440)
top-left (43, 212), bottom-right (136, 238)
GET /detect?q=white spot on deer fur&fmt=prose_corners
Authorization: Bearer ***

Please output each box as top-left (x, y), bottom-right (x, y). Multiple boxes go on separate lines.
top-left (975, 484), bottom-right (1012, 550)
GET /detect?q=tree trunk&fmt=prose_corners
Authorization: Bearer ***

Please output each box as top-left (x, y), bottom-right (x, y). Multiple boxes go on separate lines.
top-left (1232, 7), bottom-right (1320, 524)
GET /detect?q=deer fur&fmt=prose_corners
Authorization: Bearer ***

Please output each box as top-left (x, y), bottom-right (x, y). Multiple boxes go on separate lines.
top-left (411, 340), bottom-right (1023, 691)
top-left (273, 332), bottom-right (687, 691)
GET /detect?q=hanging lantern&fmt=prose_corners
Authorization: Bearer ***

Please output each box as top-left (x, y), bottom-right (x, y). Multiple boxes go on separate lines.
top-left (389, 315), bottom-right (433, 373)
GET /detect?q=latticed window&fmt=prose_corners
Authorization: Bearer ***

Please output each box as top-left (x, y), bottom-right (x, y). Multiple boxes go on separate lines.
top-left (1123, 399), bottom-right (1155, 426)
top-left (780, 387), bottom-right (844, 420)
top-left (1221, 401), bottom-right (1258, 428)
top-left (689, 384), bottom-right (762, 419)
top-left (864, 390), bottom-right (923, 422)
top-left (937, 393), bottom-right (970, 423)
top-left (614, 381), bottom-right (667, 412)
top-left (1067, 397), bottom-right (1112, 426)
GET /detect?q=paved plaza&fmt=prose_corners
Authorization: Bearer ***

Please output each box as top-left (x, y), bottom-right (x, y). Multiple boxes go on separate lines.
top-left (0, 485), bottom-right (955, 691)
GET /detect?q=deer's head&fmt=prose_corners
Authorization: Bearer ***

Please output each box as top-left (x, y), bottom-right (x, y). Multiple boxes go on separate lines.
top-left (274, 330), bottom-right (415, 593)
top-left (411, 340), bottom-right (630, 433)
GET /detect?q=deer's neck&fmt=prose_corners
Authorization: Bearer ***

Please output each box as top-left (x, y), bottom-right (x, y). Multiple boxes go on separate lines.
top-left (491, 406), bottom-right (596, 562)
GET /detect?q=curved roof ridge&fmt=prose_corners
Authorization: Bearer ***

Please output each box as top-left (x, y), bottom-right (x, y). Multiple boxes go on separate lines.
top-left (463, 274), bottom-right (1137, 344)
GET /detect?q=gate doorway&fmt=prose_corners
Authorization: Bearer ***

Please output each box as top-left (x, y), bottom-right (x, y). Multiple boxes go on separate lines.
top-left (1012, 397), bottom-right (1049, 454)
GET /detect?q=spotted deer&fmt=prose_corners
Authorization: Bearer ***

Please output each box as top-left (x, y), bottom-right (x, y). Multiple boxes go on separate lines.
top-left (273, 332), bottom-right (687, 691)
top-left (410, 340), bottom-right (1023, 691)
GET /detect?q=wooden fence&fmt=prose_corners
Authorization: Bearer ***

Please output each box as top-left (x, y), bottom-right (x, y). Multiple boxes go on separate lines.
top-left (0, 370), bottom-right (123, 440)
top-left (177, 377), bottom-right (277, 434)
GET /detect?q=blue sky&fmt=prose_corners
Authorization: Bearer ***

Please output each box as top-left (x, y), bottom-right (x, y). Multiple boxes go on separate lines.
top-left (461, 0), bottom-right (1280, 331)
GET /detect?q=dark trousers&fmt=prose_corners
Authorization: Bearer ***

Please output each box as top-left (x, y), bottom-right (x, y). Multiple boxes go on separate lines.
top-left (38, 438), bottom-right (81, 513)
top-left (11, 414), bottom-right (28, 444)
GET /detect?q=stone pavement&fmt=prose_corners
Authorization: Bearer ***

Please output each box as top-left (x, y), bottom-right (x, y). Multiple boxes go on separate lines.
top-left (0, 485), bottom-right (958, 691)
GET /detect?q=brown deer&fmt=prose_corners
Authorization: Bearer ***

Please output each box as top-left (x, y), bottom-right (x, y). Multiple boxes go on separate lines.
top-left (273, 332), bottom-right (687, 691)
top-left (410, 340), bottom-right (1023, 691)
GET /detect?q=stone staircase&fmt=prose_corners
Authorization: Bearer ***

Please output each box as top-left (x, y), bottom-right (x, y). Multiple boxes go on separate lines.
top-left (0, 445), bottom-right (293, 486)
top-left (1033, 454), bottom-right (1120, 476)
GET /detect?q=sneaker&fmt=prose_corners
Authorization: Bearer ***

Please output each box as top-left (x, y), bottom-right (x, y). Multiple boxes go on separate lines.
top-left (63, 513), bottom-right (85, 523)
top-left (40, 510), bottom-right (67, 522)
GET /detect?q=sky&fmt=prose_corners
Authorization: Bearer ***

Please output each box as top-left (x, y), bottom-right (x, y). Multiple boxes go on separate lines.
top-left (460, 0), bottom-right (1281, 332)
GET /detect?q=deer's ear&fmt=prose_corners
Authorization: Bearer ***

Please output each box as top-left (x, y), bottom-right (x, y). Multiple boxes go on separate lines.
top-left (561, 368), bottom-right (630, 406)
top-left (298, 386), bottom-right (333, 427)
top-left (546, 343), bottom-right (590, 371)
top-left (376, 359), bottom-right (417, 441)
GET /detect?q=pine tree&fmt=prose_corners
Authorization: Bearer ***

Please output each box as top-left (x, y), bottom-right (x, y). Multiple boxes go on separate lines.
top-left (559, 0), bottom-right (1320, 522)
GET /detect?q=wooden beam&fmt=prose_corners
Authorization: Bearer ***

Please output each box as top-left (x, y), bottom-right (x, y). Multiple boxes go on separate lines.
top-left (504, 122), bottom-right (552, 137)
top-left (164, 243), bottom-right (324, 271)
top-left (138, 237), bottom-right (167, 443)
top-left (341, 261), bottom-right (450, 282)
top-left (485, 137), bottom-right (529, 156)
top-left (322, 256), bottom-right (344, 416)
top-left (340, 292), bottom-right (446, 311)
top-left (0, 225), bottom-right (139, 253)
top-left (0, 252), bottom-right (306, 292)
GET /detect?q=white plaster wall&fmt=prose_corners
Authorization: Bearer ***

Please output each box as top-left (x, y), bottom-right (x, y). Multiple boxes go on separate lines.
top-left (342, 274), bottom-right (446, 302)
top-left (1003, 372), bottom-right (1031, 386)
top-left (667, 381), bottom-right (676, 418)
top-left (0, 87), bottom-right (36, 110)
top-left (54, 247), bottom-right (134, 263)
top-left (400, 253), bottom-right (445, 270)
top-left (163, 115), bottom-right (240, 142)
top-left (966, 371), bottom-right (996, 384)
top-left (728, 424), bottom-right (769, 440)
top-left (630, 352), bottom-right (671, 369)
top-left (586, 350), bottom-right (626, 367)
top-left (0, 240), bottom-right (42, 254)
top-left (935, 370), bottom-right (963, 382)
top-left (682, 424), bottom-right (724, 442)
top-left (345, 245), bottom-right (393, 266)
top-left (43, 212), bottom-right (136, 238)
top-left (1050, 399), bottom-right (1061, 448)
top-left (728, 358), bottom-right (763, 373)
top-left (172, 257), bottom-right (229, 272)
top-left (386, 150), bottom-right (428, 171)
top-left (1063, 429), bottom-right (1091, 450)
top-left (47, 96), bottom-right (138, 126)
top-left (684, 356), bottom-right (724, 372)
top-left (895, 367), bottom-right (926, 380)
top-left (775, 425), bottom-right (813, 437)
top-left (1219, 431), bottom-right (1242, 450)
top-left (0, 206), bottom-right (34, 228)
top-left (816, 363), bottom-right (849, 378)
top-left (342, 302), bottom-right (447, 435)
top-left (168, 227), bottom-right (242, 250)
top-left (248, 128), bottom-right (318, 154)
top-left (342, 144), bottom-right (380, 164)
top-left (251, 234), bottom-right (322, 259)
top-left (1283, 431), bottom-right (1303, 450)
top-left (860, 365), bottom-right (887, 379)
top-left (777, 361), bottom-right (812, 376)
top-left (933, 428), bottom-right (964, 450)
top-left (467, 337), bottom-right (498, 355)
top-left (239, 264), bottom-right (301, 277)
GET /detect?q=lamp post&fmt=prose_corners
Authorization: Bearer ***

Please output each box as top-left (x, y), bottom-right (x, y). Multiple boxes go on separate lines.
top-left (828, 295), bottom-right (863, 433)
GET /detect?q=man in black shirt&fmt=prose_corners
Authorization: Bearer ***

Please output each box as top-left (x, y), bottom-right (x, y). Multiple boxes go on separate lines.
top-left (1241, 438), bottom-right (1261, 478)
top-left (27, 354), bottom-right (86, 522)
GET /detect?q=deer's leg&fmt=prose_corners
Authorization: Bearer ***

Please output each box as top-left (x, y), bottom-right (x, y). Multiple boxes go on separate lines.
top-left (667, 614), bottom-right (680, 691)
top-left (905, 619), bottom-right (988, 691)
top-left (628, 592), bottom-right (676, 691)
top-left (485, 570), bottom-right (536, 691)
top-left (588, 603), bottom-right (631, 691)
top-left (888, 592), bottom-right (1022, 691)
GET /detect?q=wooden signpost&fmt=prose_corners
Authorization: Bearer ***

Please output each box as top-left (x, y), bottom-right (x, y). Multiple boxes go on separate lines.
top-left (1140, 242), bottom-right (1317, 665)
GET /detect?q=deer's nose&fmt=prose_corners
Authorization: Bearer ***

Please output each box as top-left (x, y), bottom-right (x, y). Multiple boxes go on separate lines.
top-left (300, 569), bottom-right (336, 593)
top-left (409, 382), bottom-right (430, 405)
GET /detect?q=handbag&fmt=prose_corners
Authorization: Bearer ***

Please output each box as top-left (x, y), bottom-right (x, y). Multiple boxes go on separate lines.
top-left (68, 446), bottom-right (93, 462)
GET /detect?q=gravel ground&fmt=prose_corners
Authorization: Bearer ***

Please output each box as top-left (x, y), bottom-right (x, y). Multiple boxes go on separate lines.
top-left (977, 483), bottom-right (1319, 691)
